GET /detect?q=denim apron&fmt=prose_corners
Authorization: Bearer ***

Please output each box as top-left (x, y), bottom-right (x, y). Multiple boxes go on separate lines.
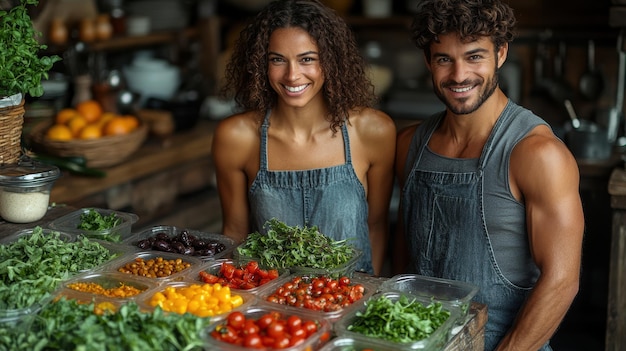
top-left (249, 112), bottom-right (372, 274)
top-left (401, 104), bottom-right (551, 350)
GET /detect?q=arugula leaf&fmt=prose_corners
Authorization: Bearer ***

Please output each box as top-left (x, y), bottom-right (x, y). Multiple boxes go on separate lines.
top-left (0, 298), bottom-right (210, 350)
top-left (78, 209), bottom-right (122, 231)
top-left (347, 294), bottom-right (451, 343)
top-left (236, 218), bottom-right (354, 269)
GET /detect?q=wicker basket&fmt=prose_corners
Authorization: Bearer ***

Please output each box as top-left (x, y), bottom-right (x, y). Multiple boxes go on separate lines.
top-left (29, 121), bottom-right (148, 168)
top-left (0, 99), bottom-right (25, 165)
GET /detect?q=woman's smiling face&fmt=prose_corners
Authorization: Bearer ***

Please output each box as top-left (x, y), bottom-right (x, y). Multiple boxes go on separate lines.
top-left (267, 27), bottom-right (325, 109)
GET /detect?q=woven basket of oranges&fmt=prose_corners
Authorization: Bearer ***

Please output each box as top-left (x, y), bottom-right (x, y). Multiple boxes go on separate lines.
top-left (29, 100), bottom-right (148, 168)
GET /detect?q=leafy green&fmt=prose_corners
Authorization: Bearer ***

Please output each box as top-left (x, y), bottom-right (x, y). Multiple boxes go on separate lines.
top-left (0, 227), bottom-right (116, 309)
top-left (0, 298), bottom-right (210, 351)
top-left (236, 218), bottom-right (355, 269)
top-left (347, 294), bottom-right (451, 343)
top-left (0, 0), bottom-right (61, 98)
top-left (78, 209), bottom-right (122, 231)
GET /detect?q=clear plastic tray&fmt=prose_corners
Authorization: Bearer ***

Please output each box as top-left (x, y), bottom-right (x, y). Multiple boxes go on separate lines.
top-left (319, 336), bottom-right (402, 351)
top-left (139, 280), bottom-right (256, 320)
top-left (47, 207), bottom-right (139, 243)
top-left (101, 251), bottom-right (203, 284)
top-left (378, 274), bottom-right (478, 319)
top-left (203, 305), bottom-right (332, 351)
top-left (123, 225), bottom-right (235, 261)
top-left (234, 245), bottom-right (363, 278)
top-left (257, 272), bottom-right (377, 324)
top-left (189, 258), bottom-right (290, 295)
top-left (55, 271), bottom-right (157, 306)
top-left (334, 291), bottom-right (461, 350)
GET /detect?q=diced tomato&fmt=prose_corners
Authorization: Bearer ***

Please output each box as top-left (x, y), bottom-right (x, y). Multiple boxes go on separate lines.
top-left (198, 271), bottom-right (219, 284)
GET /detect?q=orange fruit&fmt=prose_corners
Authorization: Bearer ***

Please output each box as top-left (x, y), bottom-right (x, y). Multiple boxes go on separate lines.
top-left (67, 116), bottom-right (88, 137)
top-left (75, 100), bottom-right (103, 124)
top-left (78, 124), bottom-right (103, 139)
top-left (98, 112), bottom-right (117, 128)
top-left (122, 115), bottom-right (139, 131)
top-left (46, 124), bottom-right (73, 141)
top-left (55, 108), bottom-right (79, 124)
top-left (103, 117), bottom-right (131, 136)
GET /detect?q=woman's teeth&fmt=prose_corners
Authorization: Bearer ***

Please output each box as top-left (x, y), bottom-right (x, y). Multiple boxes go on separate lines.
top-left (285, 84), bottom-right (307, 92)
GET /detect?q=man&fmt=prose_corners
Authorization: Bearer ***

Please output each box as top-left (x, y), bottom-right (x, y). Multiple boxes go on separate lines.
top-left (394, 0), bottom-right (584, 350)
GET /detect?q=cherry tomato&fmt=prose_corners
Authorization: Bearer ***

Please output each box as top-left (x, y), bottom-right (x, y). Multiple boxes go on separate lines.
top-left (246, 260), bottom-right (259, 274)
top-left (243, 333), bottom-right (263, 348)
top-left (257, 313), bottom-right (276, 329)
top-left (286, 315), bottom-right (302, 332)
top-left (339, 276), bottom-right (351, 286)
top-left (289, 335), bottom-right (306, 347)
top-left (221, 262), bottom-right (236, 279)
top-left (218, 325), bottom-right (238, 343)
top-left (243, 319), bottom-right (260, 335)
top-left (302, 320), bottom-right (318, 336)
top-left (227, 311), bottom-right (246, 330)
top-left (267, 320), bottom-right (286, 339)
top-left (273, 335), bottom-right (290, 349)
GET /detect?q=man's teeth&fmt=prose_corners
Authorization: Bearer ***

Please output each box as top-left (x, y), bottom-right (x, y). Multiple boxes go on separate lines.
top-left (451, 86), bottom-right (472, 93)
top-left (286, 84), bottom-right (307, 92)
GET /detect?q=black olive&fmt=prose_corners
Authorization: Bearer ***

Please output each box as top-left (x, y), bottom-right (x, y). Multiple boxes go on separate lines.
top-left (196, 249), bottom-right (210, 256)
top-left (178, 230), bottom-right (191, 247)
top-left (154, 240), bottom-right (170, 251)
top-left (155, 232), bottom-right (170, 241)
top-left (171, 242), bottom-right (185, 254)
top-left (194, 239), bottom-right (208, 249)
top-left (182, 246), bottom-right (195, 256)
top-left (137, 239), bottom-right (151, 249)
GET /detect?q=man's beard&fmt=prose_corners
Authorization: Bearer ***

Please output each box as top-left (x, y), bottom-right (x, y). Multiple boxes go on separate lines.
top-left (434, 68), bottom-right (500, 115)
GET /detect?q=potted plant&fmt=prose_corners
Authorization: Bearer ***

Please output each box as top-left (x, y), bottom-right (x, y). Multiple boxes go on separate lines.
top-left (0, 0), bottom-right (60, 164)
top-left (1, 0), bottom-right (61, 103)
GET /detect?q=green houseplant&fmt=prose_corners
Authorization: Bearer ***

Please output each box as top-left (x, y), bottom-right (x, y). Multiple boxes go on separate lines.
top-left (0, 0), bottom-right (60, 164)
top-left (0, 0), bottom-right (61, 102)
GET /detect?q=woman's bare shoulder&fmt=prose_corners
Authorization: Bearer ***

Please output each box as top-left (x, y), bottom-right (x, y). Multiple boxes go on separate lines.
top-left (349, 107), bottom-right (396, 139)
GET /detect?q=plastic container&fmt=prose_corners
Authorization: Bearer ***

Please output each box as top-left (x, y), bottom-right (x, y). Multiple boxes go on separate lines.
top-left (0, 158), bottom-right (60, 223)
top-left (139, 280), bottom-right (256, 320)
top-left (378, 274), bottom-right (478, 319)
top-left (257, 272), bottom-right (377, 324)
top-left (204, 305), bottom-right (332, 351)
top-left (123, 225), bottom-right (235, 261)
top-left (234, 245), bottom-right (362, 278)
top-left (102, 251), bottom-right (203, 284)
top-left (334, 291), bottom-right (461, 350)
top-left (319, 336), bottom-right (401, 351)
top-left (190, 258), bottom-right (290, 295)
top-left (48, 207), bottom-right (139, 243)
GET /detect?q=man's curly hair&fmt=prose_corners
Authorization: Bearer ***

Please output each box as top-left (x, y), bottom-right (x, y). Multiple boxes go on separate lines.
top-left (410, 0), bottom-right (516, 58)
top-left (221, 0), bottom-right (376, 133)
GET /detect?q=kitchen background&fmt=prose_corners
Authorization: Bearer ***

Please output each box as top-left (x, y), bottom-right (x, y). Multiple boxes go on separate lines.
top-left (15, 0), bottom-right (626, 350)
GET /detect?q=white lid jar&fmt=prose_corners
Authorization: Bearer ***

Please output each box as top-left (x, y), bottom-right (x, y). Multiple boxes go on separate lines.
top-left (0, 158), bottom-right (60, 223)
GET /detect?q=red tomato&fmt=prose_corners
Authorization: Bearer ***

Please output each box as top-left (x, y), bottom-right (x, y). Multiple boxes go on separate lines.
top-left (243, 333), bottom-right (263, 348)
top-left (267, 320), bottom-right (286, 339)
top-left (218, 325), bottom-right (238, 343)
top-left (221, 263), bottom-right (236, 279)
top-left (257, 313), bottom-right (276, 329)
top-left (243, 319), bottom-right (260, 335)
top-left (338, 276), bottom-right (351, 286)
top-left (268, 269), bottom-right (279, 279)
top-left (198, 271), bottom-right (219, 284)
top-left (245, 260), bottom-right (259, 274)
top-left (273, 335), bottom-right (290, 349)
top-left (291, 327), bottom-right (307, 339)
top-left (227, 311), bottom-right (246, 330)
top-left (286, 315), bottom-right (302, 332)
top-left (302, 320), bottom-right (318, 336)
top-left (289, 335), bottom-right (306, 347)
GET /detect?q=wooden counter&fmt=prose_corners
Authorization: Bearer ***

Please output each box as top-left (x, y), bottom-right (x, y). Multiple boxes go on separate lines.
top-left (48, 120), bottom-right (221, 230)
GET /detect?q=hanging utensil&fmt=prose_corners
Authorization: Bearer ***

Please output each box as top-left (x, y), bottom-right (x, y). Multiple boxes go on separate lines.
top-left (608, 30), bottom-right (625, 144)
top-left (579, 40), bottom-right (605, 101)
top-left (564, 99), bottom-right (581, 129)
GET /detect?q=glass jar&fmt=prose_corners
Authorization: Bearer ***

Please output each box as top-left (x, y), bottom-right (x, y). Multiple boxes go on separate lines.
top-left (0, 158), bottom-right (60, 224)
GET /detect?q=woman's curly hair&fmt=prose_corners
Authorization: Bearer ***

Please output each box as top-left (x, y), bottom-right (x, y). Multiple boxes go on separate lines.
top-left (220, 0), bottom-right (376, 133)
top-left (410, 0), bottom-right (516, 58)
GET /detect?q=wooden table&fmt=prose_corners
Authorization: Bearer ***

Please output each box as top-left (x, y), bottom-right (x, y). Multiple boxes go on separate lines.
top-left (1, 207), bottom-right (487, 350)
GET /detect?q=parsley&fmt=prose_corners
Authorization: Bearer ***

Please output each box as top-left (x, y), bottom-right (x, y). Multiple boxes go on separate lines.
top-left (77, 209), bottom-right (123, 242)
top-left (236, 218), bottom-right (354, 269)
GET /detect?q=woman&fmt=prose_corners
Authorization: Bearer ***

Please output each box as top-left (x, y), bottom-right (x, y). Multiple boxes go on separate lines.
top-left (212, 0), bottom-right (396, 275)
